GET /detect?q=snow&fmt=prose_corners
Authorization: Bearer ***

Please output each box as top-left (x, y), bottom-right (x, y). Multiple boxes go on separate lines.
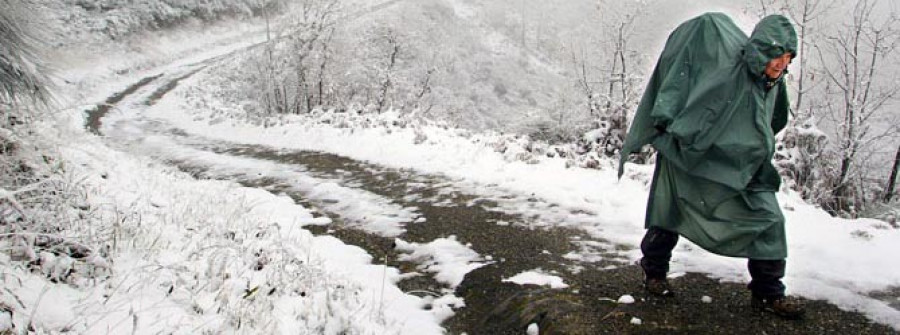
top-left (617, 295), bottom-right (636, 304)
top-left (427, 294), bottom-right (466, 322)
top-left (526, 322), bottom-right (540, 335)
top-left (44, 138), bottom-right (444, 333)
top-left (0, 311), bottom-right (10, 333)
top-left (99, 121), bottom-right (419, 237)
top-left (630, 317), bottom-right (642, 325)
top-left (502, 269), bottom-right (569, 289)
top-left (394, 236), bottom-right (488, 288)
top-left (702, 296), bottom-right (713, 303)
top-left (667, 272), bottom-right (687, 279)
top-left (3, 16), bottom-right (448, 335)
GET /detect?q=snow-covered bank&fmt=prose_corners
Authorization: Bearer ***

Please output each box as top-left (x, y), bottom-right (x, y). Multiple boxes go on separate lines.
top-left (0, 18), bottom-right (451, 334)
top-left (46, 128), bottom-right (444, 333)
top-left (149, 63), bottom-right (900, 329)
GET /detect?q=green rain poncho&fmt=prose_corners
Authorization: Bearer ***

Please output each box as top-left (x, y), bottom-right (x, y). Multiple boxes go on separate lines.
top-left (619, 13), bottom-right (797, 259)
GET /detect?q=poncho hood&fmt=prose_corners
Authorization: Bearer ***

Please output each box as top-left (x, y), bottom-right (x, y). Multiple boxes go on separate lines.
top-left (742, 14), bottom-right (798, 80)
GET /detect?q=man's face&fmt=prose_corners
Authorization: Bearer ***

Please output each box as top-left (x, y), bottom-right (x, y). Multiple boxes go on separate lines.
top-left (764, 53), bottom-right (793, 79)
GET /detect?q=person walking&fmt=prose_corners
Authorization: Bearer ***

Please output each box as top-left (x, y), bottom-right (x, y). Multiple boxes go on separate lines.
top-left (618, 12), bottom-right (805, 319)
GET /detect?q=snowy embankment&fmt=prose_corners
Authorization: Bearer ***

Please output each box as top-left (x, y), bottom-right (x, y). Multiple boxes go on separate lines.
top-left (149, 56), bottom-right (900, 329)
top-left (1, 21), bottom-right (448, 334)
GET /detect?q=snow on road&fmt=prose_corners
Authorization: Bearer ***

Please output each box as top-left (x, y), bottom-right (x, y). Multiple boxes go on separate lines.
top-left (102, 115), bottom-right (421, 237)
top-left (395, 236), bottom-right (489, 288)
top-left (502, 269), bottom-right (570, 289)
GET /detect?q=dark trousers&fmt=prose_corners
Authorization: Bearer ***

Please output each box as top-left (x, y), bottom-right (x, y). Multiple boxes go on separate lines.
top-left (640, 227), bottom-right (786, 298)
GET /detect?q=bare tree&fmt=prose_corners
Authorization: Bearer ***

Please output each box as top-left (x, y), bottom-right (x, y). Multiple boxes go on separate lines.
top-left (259, 0), bottom-right (277, 115)
top-left (411, 62), bottom-right (437, 114)
top-left (252, 0), bottom-right (339, 115)
top-left (315, 28), bottom-right (336, 108)
top-left (569, 45), bottom-right (601, 118)
top-left (604, 10), bottom-right (638, 111)
top-left (375, 29), bottom-right (401, 113)
top-left (289, 0), bottom-right (339, 114)
top-left (784, 0), bottom-right (832, 115)
top-left (590, 0), bottom-right (645, 157)
top-left (815, 0), bottom-right (900, 213)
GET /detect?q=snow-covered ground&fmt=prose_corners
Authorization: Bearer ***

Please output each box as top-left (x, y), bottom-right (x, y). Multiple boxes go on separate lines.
top-left (1, 18), bottom-right (453, 334)
top-left (5, 5), bottom-right (900, 335)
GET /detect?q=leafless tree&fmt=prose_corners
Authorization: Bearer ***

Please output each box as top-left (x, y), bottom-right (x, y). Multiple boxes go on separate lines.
top-left (588, 0), bottom-right (645, 157)
top-left (785, 0), bottom-right (832, 115)
top-left (815, 0), bottom-right (900, 213)
top-left (570, 45), bottom-right (601, 118)
top-left (254, 0), bottom-right (339, 115)
top-left (314, 28), bottom-right (335, 108)
top-left (288, 0), bottom-right (339, 114)
top-left (569, 1), bottom-right (643, 118)
top-left (411, 61), bottom-right (437, 115)
top-left (602, 8), bottom-right (639, 111)
top-left (375, 29), bottom-right (401, 113)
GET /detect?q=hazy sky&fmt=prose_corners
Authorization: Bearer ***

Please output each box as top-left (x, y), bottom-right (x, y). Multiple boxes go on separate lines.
top-left (628, 0), bottom-right (757, 59)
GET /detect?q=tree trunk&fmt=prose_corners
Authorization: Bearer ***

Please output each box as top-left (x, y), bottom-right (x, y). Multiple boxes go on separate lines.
top-left (377, 42), bottom-right (400, 113)
top-left (885, 145), bottom-right (900, 202)
top-left (793, 1), bottom-right (808, 112)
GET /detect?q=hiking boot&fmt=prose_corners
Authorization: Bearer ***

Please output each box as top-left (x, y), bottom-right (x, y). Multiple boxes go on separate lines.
top-left (751, 295), bottom-right (806, 319)
top-left (644, 277), bottom-right (675, 297)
